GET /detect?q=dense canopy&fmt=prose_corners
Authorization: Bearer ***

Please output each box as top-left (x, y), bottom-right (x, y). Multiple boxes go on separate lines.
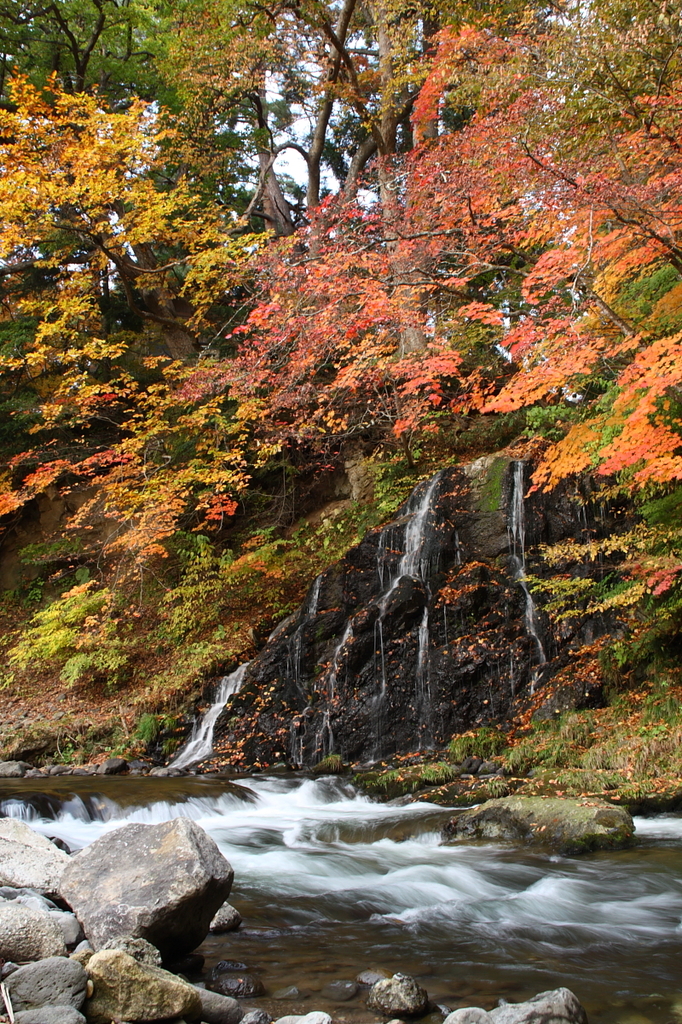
top-left (0, 0), bottom-right (681, 705)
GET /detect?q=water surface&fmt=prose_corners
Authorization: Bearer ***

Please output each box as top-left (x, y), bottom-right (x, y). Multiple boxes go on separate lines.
top-left (1, 775), bottom-right (680, 1024)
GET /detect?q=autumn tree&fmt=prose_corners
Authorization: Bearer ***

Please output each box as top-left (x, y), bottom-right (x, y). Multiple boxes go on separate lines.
top-left (0, 75), bottom-right (261, 582)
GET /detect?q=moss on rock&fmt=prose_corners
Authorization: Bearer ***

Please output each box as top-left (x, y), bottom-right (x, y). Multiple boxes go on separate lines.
top-left (442, 795), bottom-right (635, 854)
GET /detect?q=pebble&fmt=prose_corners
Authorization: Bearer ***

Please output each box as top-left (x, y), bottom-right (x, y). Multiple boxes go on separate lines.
top-left (242, 1011), bottom-right (274, 1024)
top-left (273, 986), bottom-right (307, 1000)
top-left (275, 1013), bottom-right (332, 1024)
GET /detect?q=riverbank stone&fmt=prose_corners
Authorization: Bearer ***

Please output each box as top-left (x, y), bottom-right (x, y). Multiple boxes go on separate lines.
top-left (210, 901), bottom-right (242, 932)
top-left (367, 974), bottom-right (429, 1017)
top-left (50, 909), bottom-right (83, 946)
top-left (100, 935), bottom-right (162, 966)
top-left (275, 1014), bottom-right (332, 1024)
top-left (96, 757), bottom-right (128, 775)
top-left (0, 819), bottom-right (69, 896)
top-left (443, 796), bottom-right (635, 854)
top-left (242, 1010), bottom-right (273, 1024)
top-left (15, 1009), bottom-right (86, 1024)
top-left (5, 956), bottom-right (88, 1012)
top-left (442, 988), bottom-right (587, 1024)
top-left (60, 818), bottom-right (234, 958)
top-left (84, 948), bottom-right (202, 1024)
top-left (196, 986), bottom-right (244, 1024)
top-left (0, 760), bottom-right (31, 777)
top-left (0, 901), bottom-right (66, 961)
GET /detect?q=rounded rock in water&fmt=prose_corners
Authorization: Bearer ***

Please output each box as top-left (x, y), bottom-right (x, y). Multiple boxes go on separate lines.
top-left (367, 974), bottom-right (429, 1018)
top-left (210, 901), bottom-right (242, 933)
top-left (207, 969), bottom-right (265, 999)
top-left (356, 968), bottom-right (391, 987)
top-left (242, 1011), bottom-right (274, 1024)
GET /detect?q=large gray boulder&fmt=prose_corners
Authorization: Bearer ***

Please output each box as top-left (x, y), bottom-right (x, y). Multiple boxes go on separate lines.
top-left (0, 819), bottom-right (69, 896)
top-left (0, 901), bottom-right (66, 961)
top-left (367, 974), bottom-right (429, 1017)
top-left (60, 818), bottom-right (233, 958)
top-left (443, 988), bottom-right (587, 1024)
top-left (6, 956), bottom-right (88, 1012)
top-left (84, 949), bottom-right (202, 1024)
top-left (443, 796), bottom-right (634, 854)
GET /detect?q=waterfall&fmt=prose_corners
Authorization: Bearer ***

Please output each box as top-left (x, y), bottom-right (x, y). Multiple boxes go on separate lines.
top-left (313, 709), bottom-right (334, 759)
top-left (370, 472), bottom-right (442, 758)
top-left (396, 473), bottom-right (442, 581)
top-left (172, 662), bottom-right (250, 769)
top-left (509, 462), bottom-right (547, 674)
top-left (416, 606), bottom-right (430, 699)
top-left (289, 717), bottom-right (305, 766)
top-left (286, 573), bottom-right (324, 693)
top-left (415, 605), bottom-right (432, 745)
top-left (306, 574), bottom-right (323, 617)
top-left (327, 621), bottom-right (352, 700)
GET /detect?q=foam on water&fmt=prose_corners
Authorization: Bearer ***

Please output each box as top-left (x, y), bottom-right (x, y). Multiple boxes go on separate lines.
top-left (3, 778), bottom-right (681, 939)
top-left (3, 776), bottom-right (682, 1008)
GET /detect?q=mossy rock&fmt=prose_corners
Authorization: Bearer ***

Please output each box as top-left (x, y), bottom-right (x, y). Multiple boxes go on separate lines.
top-left (476, 456), bottom-right (510, 513)
top-left (442, 795), bottom-right (635, 854)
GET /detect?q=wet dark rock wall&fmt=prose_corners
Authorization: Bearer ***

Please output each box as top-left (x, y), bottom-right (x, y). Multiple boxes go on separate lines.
top-left (214, 455), bottom-right (629, 767)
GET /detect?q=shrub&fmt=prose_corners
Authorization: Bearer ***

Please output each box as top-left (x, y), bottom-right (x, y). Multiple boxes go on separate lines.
top-left (449, 726), bottom-right (509, 763)
top-left (313, 753), bottom-right (344, 774)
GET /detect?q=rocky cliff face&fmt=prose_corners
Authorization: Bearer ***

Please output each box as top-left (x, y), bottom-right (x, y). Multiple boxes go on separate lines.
top-left (211, 454), bottom-right (628, 767)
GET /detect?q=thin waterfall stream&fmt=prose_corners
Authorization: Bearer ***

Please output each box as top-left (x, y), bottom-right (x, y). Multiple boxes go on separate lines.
top-left (172, 662), bottom-right (250, 769)
top-left (509, 461), bottom-right (547, 677)
top-left (370, 473), bottom-right (442, 757)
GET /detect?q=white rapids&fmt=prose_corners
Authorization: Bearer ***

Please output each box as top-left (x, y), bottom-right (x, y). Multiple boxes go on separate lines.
top-left (3, 776), bottom-right (682, 1019)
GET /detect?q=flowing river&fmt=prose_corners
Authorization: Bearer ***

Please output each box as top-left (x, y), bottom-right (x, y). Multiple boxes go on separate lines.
top-left (1, 775), bottom-right (681, 1024)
